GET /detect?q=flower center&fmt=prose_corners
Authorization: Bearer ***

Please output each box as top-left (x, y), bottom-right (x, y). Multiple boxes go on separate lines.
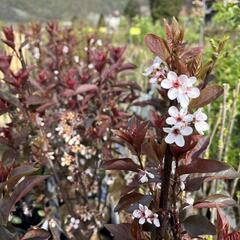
top-left (176, 116), bottom-right (182, 122)
top-left (173, 79), bottom-right (181, 88)
top-left (173, 128), bottom-right (180, 135)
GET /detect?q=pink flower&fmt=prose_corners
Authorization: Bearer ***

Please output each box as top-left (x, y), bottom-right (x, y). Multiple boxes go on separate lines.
top-left (143, 57), bottom-right (163, 84)
top-left (139, 170), bottom-right (154, 183)
top-left (132, 204), bottom-right (160, 227)
top-left (132, 204), bottom-right (147, 225)
top-left (145, 210), bottom-right (160, 227)
top-left (163, 125), bottom-right (193, 147)
top-left (161, 71), bottom-right (200, 108)
top-left (166, 106), bottom-right (193, 126)
top-left (193, 108), bottom-right (209, 135)
top-left (177, 76), bottom-right (200, 107)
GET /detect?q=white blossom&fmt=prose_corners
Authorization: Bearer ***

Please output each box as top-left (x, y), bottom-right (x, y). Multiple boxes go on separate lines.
top-left (132, 204), bottom-right (146, 225)
top-left (62, 45), bottom-right (69, 54)
top-left (193, 108), bottom-right (209, 135)
top-left (145, 210), bottom-right (160, 227)
top-left (46, 151), bottom-right (55, 160)
top-left (70, 217), bottom-right (80, 229)
top-left (74, 55), bottom-right (79, 63)
top-left (161, 71), bottom-right (200, 108)
top-left (166, 106), bottom-right (193, 127)
top-left (143, 56), bottom-right (163, 84)
top-left (33, 47), bottom-right (40, 60)
top-left (139, 170), bottom-right (154, 183)
top-left (163, 125), bottom-right (193, 147)
top-left (132, 204), bottom-right (160, 227)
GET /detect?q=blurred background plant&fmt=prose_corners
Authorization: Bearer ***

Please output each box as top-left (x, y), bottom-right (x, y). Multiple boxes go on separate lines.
top-left (0, 0), bottom-right (239, 238)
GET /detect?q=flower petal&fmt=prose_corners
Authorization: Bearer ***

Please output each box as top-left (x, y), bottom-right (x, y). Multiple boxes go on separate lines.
top-left (165, 133), bottom-right (175, 144)
top-left (168, 88), bottom-right (178, 100)
top-left (168, 106), bottom-right (179, 117)
top-left (187, 87), bottom-right (200, 98)
top-left (194, 109), bottom-right (207, 121)
top-left (180, 126), bottom-right (193, 136)
top-left (161, 79), bottom-right (172, 89)
top-left (167, 71), bottom-right (177, 81)
top-left (140, 174), bottom-right (148, 183)
top-left (139, 204), bottom-right (144, 211)
top-left (195, 121), bottom-right (209, 135)
top-left (178, 93), bottom-right (189, 108)
top-left (139, 217), bottom-right (145, 225)
top-left (175, 135), bottom-right (185, 147)
top-left (144, 208), bottom-right (152, 217)
top-left (183, 114), bottom-right (193, 122)
top-left (188, 76), bottom-right (197, 85)
top-left (166, 117), bottom-right (177, 125)
top-left (143, 66), bottom-right (153, 76)
top-left (150, 77), bottom-right (158, 84)
top-left (153, 56), bottom-right (162, 65)
top-left (178, 74), bottom-right (188, 85)
top-left (163, 127), bottom-right (172, 133)
top-left (147, 172), bottom-right (155, 179)
top-left (133, 210), bottom-right (142, 218)
top-left (153, 218), bottom-right (160, 227)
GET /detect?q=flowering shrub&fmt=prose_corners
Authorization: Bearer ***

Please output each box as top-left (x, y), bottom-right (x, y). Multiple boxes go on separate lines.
top-left (103, 19), bottom-right (240, 239)
top-left (0, 22), bottom-right (140, 238)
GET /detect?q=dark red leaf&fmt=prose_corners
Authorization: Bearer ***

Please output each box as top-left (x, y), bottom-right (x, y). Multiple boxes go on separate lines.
top-left (105, 224), bottom-right (134, 240)
top-left (177, 158), bottom-right (230, 175)
top-left (183, 215), bottom-right (216, 237)
top-left (193, 194), bottom-right (236, 209)
top-left (189, 85), bottom-right (224, 109)
top-left (114, 192), bottom-right (144, 212)
top-left (75, 84), bottom-right (98, 94)
top-left (21, 228), bottom-right (50, 240)
top-left (144, 34), bottom-right (169, 61)
top-left (101, 158), bottom-right (140, 172)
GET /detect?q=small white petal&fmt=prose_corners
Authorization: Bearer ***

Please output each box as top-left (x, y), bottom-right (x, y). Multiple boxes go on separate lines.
top-left (165, 133), bottom-right (175, 144)
top-left (133, 209), bottom-right (142, 218)
top-left (166, 117), bottom-right (177, 125)
top-left (195, 121), bottom-right (209, 135)
top-left (150, 77), bottom-right (158, 84)
top-left (153, 218), bottom-right (160, 227)
top-left (187, 87), bottom-right (200, 98)
top-left (147, 172), bottom-right (154, 179)
top-left (179, 108), bottom-right (188, 116)
top-left (178, 93), bottom-right (189, 108)
top-left (144, 208), bottom-right (152, 217)
top-left (163, 127), bottom-right (172, 133)
top-left (168, 106), bottom-right (179, 117)
top-left (188, 76), bottom-right (197, 85)
top-left (143, 66), bottom-right (154, 76)
top-left (194, 109), bottom-right (207, 121)
top-left (147, 218), bottom-right (152, 224)
top-left (168, 88), bottom-right (178, 100)
top-left (153, 56), bottom-right (162, 65)
top-left (183, 114), bottom-right (193, 122)
top-left (167, 71), bottom-right (177, 81)
top-left (180, 126), bottom-right (193, 136)
top-left (161, 79), bottom-right (172, 89)
top-left (139, 204), bottom-right (144, 211)
top-left (139, 217), bottom-right (145, 225)
top-left (178, 74), bottom-right (188, 85)
top-left (140, 174), bottom-right (148, 183)
top-left (175, 135), bottom-right (185, 147)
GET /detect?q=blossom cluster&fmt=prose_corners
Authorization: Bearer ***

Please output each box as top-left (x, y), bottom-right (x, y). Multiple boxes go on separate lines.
top-left (132, 204), bottom-right (160, 227)
top-left (144, 58), bottom-right (209, 147)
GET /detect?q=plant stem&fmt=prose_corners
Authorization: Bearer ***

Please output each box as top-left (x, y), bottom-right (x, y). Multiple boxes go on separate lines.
top-left (157, 144), bottom-right (173, 239)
